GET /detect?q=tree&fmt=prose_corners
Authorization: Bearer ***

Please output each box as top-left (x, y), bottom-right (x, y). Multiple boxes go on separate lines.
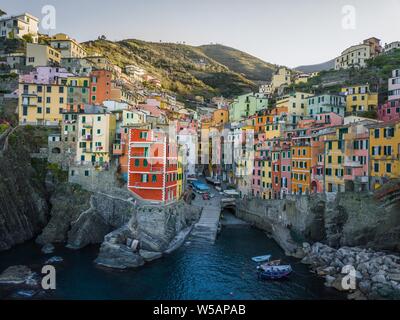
top-left (22, 34), bottom-right (34, 43)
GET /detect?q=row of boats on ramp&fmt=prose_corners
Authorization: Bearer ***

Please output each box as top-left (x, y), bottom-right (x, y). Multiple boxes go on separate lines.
top-left (252, 255), bottom-right (293, 280)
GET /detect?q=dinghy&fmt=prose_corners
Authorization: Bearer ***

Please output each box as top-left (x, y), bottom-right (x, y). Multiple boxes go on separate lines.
top-left (251, 255), bottom-right (271, 263)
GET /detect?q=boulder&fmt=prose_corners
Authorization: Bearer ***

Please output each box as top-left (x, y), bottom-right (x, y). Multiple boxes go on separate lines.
top-left (358, 280), bottom-right (372, 294)
top-left (45, 256), bottom-right (63, 264)
top-left (387, 273), bottom-right (400, 282)
top-left (41, 243), bottom-right (55, 254)
top-left (0, 266), bottom-right (37, 286)
top-left (371, 274), bottom-right (387, 284)
top-left (347, 290), bottom-right (367, 300)
top-left (95, 242), bottom-right (145, 269)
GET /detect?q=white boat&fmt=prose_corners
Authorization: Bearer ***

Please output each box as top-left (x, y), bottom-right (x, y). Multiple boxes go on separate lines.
top-left (251, 255), bottom-right (271, 263)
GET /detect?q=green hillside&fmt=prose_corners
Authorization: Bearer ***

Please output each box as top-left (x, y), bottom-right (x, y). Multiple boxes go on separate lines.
top-left (291, 49), bottom-right (400, 102)
top-left (198, 44), bottom-right (277, 82)
top-left (82, 39), bottom-right (275, 100)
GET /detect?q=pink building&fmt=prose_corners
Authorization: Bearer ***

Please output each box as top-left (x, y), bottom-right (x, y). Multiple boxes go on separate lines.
top-left (378, 99), bottom-right (400, 122)
top-left (343, 122), bottom-right (371, 192)
top-left (378, 69), bottom-right (400, 122)
top-left (252, 149), bottom-right (263, 198)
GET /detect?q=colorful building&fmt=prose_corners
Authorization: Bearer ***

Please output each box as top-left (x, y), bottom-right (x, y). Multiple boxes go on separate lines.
top-left (368, 120), bottom-right (400, 190)
top-left (66, 76), bottom-right (90, 112)
top-left (308, 94), bottom-right (346, 117)
top-left (229, 93), bottom-right (269, 122)
top-left (49, 33), bottom-right (87, 58)
top-left (0, 12), bottom-right (39, 42)
top-left (90, 69), bottom-right (112, 105)
top-left (26, 43), bottom-right (61, 67)
top-left (341, 84), bottom-right (378, 114)
top-left (18, 81), bottom-right (67, 125)
top-left (291, 136), bottom-right (312, 194)
top-left (75, 107), bottom-right (116, 167)
top-left (127, 128), bottom-right (180, 202)
top-left (378, 69), bottom-right (400, 122)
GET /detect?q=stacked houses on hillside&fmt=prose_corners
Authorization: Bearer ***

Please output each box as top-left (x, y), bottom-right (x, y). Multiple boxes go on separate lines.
top-left (2, 11), bottom-right (400, 203)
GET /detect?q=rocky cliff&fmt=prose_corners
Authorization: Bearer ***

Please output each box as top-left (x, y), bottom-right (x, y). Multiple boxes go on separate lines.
top-left (236, 183), bottom-right (400, 256)
top-left (0, 126), bottom-right (50, 251)
top-left (37, 182), bottom-right (202, 269)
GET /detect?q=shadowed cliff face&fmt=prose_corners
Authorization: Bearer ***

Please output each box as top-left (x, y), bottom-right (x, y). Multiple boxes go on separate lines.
top-left (236, 185), bottom-right (400, 254)
top-left (0, 127), bottom-right (50, 251)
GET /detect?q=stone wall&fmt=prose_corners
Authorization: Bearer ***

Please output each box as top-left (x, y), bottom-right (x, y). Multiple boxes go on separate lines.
top-left (68, 164), bottom-right (122, 193)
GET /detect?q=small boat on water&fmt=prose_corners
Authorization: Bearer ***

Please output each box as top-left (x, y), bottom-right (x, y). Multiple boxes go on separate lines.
top-left (251, 255), bottom-right (271, 263)
top-left (256, 260), bottom-right (281, 271)
top-left (257, 265), bottom-right (292, 280)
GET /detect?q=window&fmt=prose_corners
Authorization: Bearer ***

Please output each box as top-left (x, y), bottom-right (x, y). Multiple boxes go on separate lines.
top-left (134, 159), bottom-right (139, 166)
top-left (84, 170), bottom-right (90, 177)
top-left (374, 163), bottom-right (379, 173)
top-left (143, 159), bottom-right (148, 167)
top-left (141, 174), bottom-right (148, 183)
top-left (59, 86), bottom-right (64, 93)
top-left (37, 107), bottom-right (42, 114)
top-left (374, 129), bottom-right (380, 138)
top-left (46, 107), bottom-right (50, 114)
top-left (37, 85), bottom-right (42, 92)
top-left (152, 175), bottom-right (157, 182)
top-left (38, 97), bottom-right (42, 103)
top-left (59, 97), bottom-right (64, 103)
top-left (386, 163), bottom-right (392, 173)
top-left (46, 86), bottom-right (52, 93)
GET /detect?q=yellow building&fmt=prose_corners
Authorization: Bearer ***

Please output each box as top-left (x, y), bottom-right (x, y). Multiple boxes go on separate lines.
top-left (341, 85), bottom-right (378, 114)
top-left (323, 127), bottom-right (349, 193)
top-left (49, 33), bottom-right (87, 58)
top-left (276, 92), bottom-right (312, 125)
top-left (368, 120), bottom-right (400, 190)
top-left (291, 140), bottom-right (312, 194)
top-left (26, 43), bottom-right (61, 67)
top-left (19, 82), bottom-right (67, 125)
top-left (272, 67), bottom-right (292, 91)
top-left (76, 111), bottom-right (116, 166)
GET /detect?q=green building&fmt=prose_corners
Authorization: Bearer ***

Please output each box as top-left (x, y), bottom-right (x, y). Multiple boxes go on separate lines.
top-left (229, 93), bottom-right (269, 122)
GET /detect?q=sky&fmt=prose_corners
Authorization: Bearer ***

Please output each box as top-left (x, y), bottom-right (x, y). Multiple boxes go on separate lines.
top-left (2, 0), bottom-right (400, 67)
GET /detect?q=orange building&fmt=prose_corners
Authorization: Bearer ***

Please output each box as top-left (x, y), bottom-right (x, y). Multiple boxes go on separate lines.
top-left (90, 69), bottom-right (112, 104)
top-left (291, 136), bottom-right (312, 194)
top-left (212, 108), bottom-right (229, 127)
top-left (127, 128), bottom-right (179, 202)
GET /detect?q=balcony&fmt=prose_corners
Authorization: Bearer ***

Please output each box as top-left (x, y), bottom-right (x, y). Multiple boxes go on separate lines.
top-left (344, 160), bottom-right (363, 167)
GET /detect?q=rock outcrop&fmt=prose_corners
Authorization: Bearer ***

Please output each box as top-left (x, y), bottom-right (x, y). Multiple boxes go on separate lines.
top-left (95, 201), bottom-right (201, 269)
top-left (301, 242), bottom-right (400, 300)
top-left (36, 183), bottom-right (92, 245)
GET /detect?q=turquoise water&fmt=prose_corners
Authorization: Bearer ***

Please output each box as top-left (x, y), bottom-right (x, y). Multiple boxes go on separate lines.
top-left (0, 227), bottom-right (345, 300)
